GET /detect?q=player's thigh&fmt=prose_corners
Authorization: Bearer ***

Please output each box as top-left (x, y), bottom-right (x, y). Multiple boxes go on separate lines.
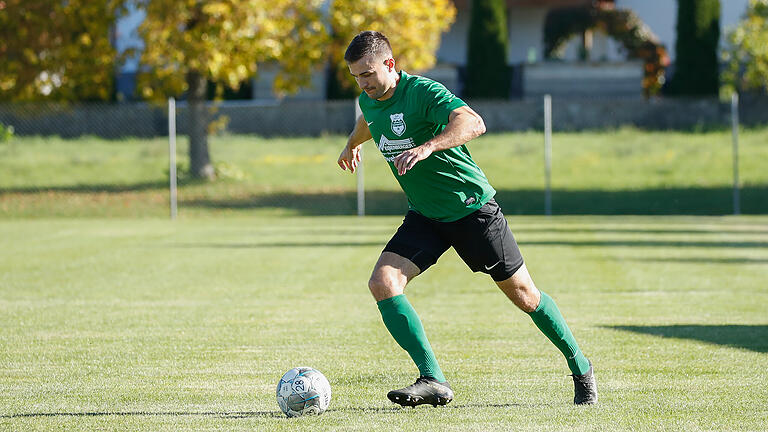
top-left (381, 210), bottom-right (450, 275)
top-left (370, 211), bottom-right (450, 301)
top-left (368, 251), bottom-right (421, 301)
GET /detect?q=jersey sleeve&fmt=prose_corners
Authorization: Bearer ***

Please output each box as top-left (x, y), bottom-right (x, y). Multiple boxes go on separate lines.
top-left (418, 80), bottom-right (467, 126)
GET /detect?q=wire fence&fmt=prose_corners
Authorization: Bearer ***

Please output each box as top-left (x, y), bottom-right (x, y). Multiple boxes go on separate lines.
top-left (2, 94), bottom-right (768, 139)
top-left (0, 101), bottom-right (355, 138)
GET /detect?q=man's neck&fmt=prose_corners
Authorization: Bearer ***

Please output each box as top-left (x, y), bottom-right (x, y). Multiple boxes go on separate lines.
top-left (376, 72), bottom-right (401, 101)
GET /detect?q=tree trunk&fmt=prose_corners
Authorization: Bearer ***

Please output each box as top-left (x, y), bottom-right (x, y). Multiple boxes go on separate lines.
top-left (187, 71), bottom-right (215, 180)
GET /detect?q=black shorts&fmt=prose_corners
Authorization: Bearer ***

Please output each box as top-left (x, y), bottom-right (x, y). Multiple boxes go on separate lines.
top-left (383, 198), bottom-right (524, 282)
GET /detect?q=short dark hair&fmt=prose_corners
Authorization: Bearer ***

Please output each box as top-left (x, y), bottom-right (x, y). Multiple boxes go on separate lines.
top-left (344, 31), bottom-right (393, 63)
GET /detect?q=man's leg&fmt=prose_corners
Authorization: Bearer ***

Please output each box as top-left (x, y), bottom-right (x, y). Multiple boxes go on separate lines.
top-left (369, 252), bottom-right (453, 406)
top-left (496, 264), bottom-right (590, 374)
top-left (369, 251), bottom-right (446, 382)
top-left (496, 264), bottom-right (597, 404)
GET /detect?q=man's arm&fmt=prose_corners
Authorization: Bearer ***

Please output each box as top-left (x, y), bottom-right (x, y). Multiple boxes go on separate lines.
top-left (393, 105), bottom-right (486, 175)
top-left (337, 113), bottom-right (373, 173)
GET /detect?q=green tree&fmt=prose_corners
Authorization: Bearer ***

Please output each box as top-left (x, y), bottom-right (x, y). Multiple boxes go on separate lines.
top-left (465, 0), bottom-right (509, 99)
top-left (329, 0), bottom-right (456, 98)
top-left (668, 0), bottom-right (721, 96)
top-left (0, 0), bottom-right (119, 101)
top-left (723, 0), bottom-right (768, 95)
top-left (134, 0), bottom-right (327, 179)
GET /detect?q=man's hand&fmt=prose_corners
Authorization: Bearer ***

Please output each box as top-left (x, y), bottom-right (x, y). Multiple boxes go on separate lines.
top-left (338, 114), bottom-right (371, 174)
top-left (338, 143), bottom-right (362, 173)
top-left (393, 144), bottom-right (433, 176)
top-left (392, 106), bottom-right (485, 176)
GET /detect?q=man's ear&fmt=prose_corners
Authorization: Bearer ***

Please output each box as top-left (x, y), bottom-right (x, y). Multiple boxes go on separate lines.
top-left (385, 58), bottom-right (395, 71)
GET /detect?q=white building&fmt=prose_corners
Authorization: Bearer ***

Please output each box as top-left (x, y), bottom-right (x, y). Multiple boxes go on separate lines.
top-left (438, 0), bottom-right (749, 65)
top-left (431, 0), bottom-right (751, 97)
top-left (115, 0), bottom-right (752, 100)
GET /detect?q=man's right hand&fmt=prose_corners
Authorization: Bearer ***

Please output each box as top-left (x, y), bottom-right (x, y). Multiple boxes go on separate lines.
top-left (337, 143), bottom-right (362, 173)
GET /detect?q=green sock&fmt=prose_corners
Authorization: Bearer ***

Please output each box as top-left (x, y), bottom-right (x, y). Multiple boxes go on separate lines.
top-left (377, 294), bottom-right (446, 382)
top-left (528, 291), bottom-right (591, 375)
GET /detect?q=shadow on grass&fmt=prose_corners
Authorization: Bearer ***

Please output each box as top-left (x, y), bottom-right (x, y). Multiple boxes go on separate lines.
top-left (181, 186), bottom-right (768, 216)
top-left (512, 227), bottom-right (768, 235)
top-left (0, 411), bottom-right (282, 419)
top-left (625, 257), bottom-right (768, 265)
top-left (520, 239), bottom-right (768, 248)
top-left (0, 181), bottom-right (168, 194)
top-left (170, 238), bottom-right (768, 249)
top-left (608, 325), bottom-right (768, 353)
top-left (1, 403), bottom-right (527, 419)
top-left (3, 184), bottom-right (767, 215)
top-left (171, 241), bottom-right (384, 248)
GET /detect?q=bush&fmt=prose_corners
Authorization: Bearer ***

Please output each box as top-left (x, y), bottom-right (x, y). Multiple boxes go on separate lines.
top-left (0, 123), bottom-right (14, 142)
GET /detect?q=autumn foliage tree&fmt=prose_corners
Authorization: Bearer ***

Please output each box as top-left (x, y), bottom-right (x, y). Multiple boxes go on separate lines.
top-left (723, 0), bottom-right (768, 95)
top-left (0, 0), bottom-right (119, 101)
top-left (134, 0), bottom-right (327, 179)
top-left (328, 0), bottom-right (456, 97)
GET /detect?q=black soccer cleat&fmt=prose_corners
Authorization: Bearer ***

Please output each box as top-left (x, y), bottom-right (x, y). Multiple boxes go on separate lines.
top-left (387, 376), bottom-right (454, 407)
top-left (571, 361), bottom-right (598, 405)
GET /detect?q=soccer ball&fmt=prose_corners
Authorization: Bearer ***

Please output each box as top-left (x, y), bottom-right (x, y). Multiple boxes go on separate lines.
top-left (276, 367), bottom-right (331, 417)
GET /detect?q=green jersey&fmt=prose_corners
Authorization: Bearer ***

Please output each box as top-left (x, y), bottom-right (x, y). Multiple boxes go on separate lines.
top-left (358, 71), bottom-right (495, 222)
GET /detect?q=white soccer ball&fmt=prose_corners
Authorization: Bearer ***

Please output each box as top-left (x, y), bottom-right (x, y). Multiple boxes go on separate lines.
top-left (276, 367), bottom-right (331, 417)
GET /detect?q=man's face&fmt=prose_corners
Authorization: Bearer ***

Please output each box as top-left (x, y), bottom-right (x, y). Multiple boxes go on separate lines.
top-left (347, 53), bottom-right (396, 100)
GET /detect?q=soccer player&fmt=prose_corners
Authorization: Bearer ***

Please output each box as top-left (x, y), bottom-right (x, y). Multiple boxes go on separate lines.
top-left (337, 31), bottom-right (597, 406)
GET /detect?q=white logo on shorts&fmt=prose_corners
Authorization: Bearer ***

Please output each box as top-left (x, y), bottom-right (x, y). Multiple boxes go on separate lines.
top-left (484, 261), bottom-right (501, 271)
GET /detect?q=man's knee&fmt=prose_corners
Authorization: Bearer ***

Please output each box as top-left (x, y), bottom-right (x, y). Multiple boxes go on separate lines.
top-left (496, 266), bottom-right (540, 312)
top-left (368, 269), bottom-right (405, 301)
top-left (367, 273), bottom-right (385, 293)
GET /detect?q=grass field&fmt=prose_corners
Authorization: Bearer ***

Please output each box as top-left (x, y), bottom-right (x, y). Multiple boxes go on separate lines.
top-left (1, 130), bottom-right (767, 430)
top-left (1, 215), bottom-right (767, 431)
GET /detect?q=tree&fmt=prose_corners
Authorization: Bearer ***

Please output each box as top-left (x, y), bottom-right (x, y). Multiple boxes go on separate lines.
top-left (134, 0), bottom-right (327, 179)
top-left (668, 0), bottom-right (721, 96)
top-left (465, 0), bottom-right (509, 99)
top-left (0, 0), bottom-right (119, 101)
top-left (723, 0), bottom-right (768, 95)
top-left (329, 0), bottom-right (456, 97)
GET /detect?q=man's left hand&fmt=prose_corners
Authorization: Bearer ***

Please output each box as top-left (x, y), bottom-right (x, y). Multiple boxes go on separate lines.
top-left (393, 144), bottom-right (433, 175)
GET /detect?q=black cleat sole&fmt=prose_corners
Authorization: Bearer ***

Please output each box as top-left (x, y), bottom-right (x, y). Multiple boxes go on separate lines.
top-left (386, 376), bottom-right (454, 408)
top-left (387, 393), bottom-right (452, 407)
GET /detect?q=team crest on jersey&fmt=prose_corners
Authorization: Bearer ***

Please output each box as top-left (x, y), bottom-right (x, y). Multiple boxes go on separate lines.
top-left (390, 113), bottom-right (406, 136)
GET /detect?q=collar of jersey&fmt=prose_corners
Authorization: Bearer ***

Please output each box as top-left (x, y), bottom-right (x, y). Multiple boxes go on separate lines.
top-left (364, 70), bottom-right (408, 106)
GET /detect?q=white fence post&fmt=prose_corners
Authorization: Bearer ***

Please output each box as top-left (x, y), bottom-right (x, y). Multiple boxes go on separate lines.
top-left (168, 97), bottom-right (178, 220)
top-left (355, 99), bottom-right (365, 217)
top-left (544, 94), bottom-right (552, 216)
top-left (731, 92), bottom-right (741, 216)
